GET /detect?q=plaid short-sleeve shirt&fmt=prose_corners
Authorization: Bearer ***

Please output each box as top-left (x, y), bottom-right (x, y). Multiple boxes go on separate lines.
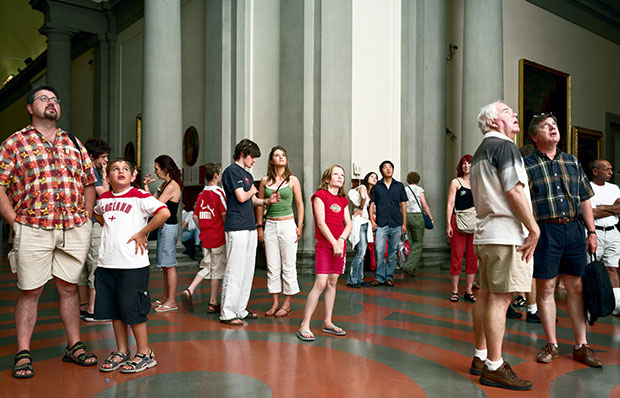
top-left (0, 126), bottom-right (96, 229)
top-left (523, 149), bottom-right (593, 221)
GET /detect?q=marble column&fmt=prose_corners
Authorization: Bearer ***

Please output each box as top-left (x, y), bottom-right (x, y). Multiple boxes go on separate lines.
top-left (142, 0), bottom-right (183, 180)
top-left (401, 0), bottom-right (447, 254)
top-left (42, 27), bottom-right (73, 132)
top-left (94, 33), bottom-right (113, 144)
top-left (461, 0), bottom-right (503, 156)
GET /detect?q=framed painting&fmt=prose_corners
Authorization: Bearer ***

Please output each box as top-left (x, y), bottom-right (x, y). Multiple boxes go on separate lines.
top-left (518, 59), bottom-right (571, 152)
top-left (135, 113), bottom-right (142, 170)
top-left (571, 126), bottom-right (603, 179)
top-left (183, 126), bottom-right (199, 166)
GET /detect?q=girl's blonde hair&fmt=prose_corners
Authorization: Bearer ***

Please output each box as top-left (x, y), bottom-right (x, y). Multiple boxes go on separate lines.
top-left (317, 164), bottom-right (346, 196)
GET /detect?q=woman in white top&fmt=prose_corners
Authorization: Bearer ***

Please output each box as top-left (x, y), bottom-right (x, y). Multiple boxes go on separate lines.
top-left (402, 172), bottom-right (434, 276)
top-left (346, 172), bottom-right (378, 287)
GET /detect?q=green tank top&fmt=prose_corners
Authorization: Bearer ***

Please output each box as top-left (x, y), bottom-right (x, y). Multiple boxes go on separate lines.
top-left (265, 184), bottom-right (294, 217)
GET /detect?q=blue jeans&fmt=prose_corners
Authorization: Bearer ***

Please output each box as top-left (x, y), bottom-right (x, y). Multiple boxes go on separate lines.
top-left (347, 223), bottom-right (368, 285)
top-left (374, 225), bottom-right (401, 282)
top-left (181, 229), bottom-right (200, 245)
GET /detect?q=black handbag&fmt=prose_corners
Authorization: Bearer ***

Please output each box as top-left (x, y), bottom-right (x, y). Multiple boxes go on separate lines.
top-left (408, 186), bottom-right (433, 230)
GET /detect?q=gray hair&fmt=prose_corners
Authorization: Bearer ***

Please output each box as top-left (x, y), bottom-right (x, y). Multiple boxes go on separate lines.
top-left (477, 100), bottom-right (504, 134)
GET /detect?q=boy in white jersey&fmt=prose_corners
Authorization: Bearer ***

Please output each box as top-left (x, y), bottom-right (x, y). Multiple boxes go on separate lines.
top-left (93, 159), bottom-right (170, 373)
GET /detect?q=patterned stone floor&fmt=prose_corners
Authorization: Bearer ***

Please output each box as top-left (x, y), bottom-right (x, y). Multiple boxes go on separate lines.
top-left (0, 263), bottom-right (619, 397)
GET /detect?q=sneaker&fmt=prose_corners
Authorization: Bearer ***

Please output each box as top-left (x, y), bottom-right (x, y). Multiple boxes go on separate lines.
top-left (85, 312), bottom-right (111, 322)
top-left (469, 356), bottom-right (485, 375)
top-left (506, 306), bottom-right (522, 319)
top-left (360, 282), bottom-right (371, 287)
top-left (479, 362), bottom-right (532, 391)
top-left (536, 343), bottom-right (559, 363)
top-left (573, 345), bottom-right (602, 367)
top-left (526, 311), bottom-right (541, 323)
top-left (512, 295), bottom-right (526, 307)
top-left (346, 283), bottom-right (361, 288)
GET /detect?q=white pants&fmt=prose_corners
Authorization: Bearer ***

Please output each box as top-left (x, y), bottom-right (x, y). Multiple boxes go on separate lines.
top-left (264, 219), bottom-right (300, 295)
top-left (220, 230), bottom-right (257, 320)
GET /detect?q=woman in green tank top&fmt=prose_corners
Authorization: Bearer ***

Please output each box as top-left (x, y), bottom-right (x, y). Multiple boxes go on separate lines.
top-left (256, 146), bottom-right (305, 317)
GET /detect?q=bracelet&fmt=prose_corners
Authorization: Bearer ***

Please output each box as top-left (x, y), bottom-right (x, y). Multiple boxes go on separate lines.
top-left (256, 224), bottom-right (264, 229)
top-left (338, 237), bottom-right (346, 241)
top-left (587, 230), bottom-right (596, 235)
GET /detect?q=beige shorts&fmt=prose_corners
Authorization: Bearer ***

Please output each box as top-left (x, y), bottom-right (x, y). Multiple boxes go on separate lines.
top-left (474, 244), bottom-right (533, 293)
top-left (197, 245), bottom-right (226, 280)
top-left (9, 222), bottom-right (92, 290)
top-left (79, 221), bottom-right (102, 288)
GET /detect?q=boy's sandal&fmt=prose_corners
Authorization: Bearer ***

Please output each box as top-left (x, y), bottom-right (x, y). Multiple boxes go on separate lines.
top-left (464, 293), bottom-right (476, 303)
top-left (13, 349), bottom-right (34, 379)
top-left (120, 351), bottom-right (157, 374)
top-left (207, 303), bottom-right (221, 313)
top-left (275, 308), bottom-right (291, 317)
top-left (181, 289), bottom-right (194, 313)
top-left (99, 350), bottom-right (130, 372)
top-left (450, 292), bottom-right (459, 302)
top-left (62, 341), bottom-right (97, 366)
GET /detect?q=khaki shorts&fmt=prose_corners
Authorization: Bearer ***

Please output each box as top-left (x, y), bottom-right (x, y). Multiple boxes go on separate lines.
top-left (474, 244), bottom-right (533, 293)
top-left (9, 222), bottom-right (92, 290)
top-left (197, 245), bottom-right (226, 280)
top-left (79, 221), bottom-right (102, 288)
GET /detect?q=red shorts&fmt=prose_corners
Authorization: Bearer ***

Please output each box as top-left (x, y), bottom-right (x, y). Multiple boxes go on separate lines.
top-left (315, 241), bottom-right (346, 275)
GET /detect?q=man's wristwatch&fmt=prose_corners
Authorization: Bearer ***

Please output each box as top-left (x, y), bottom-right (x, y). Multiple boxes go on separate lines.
top-left (256, 224), bottom-right (264, 229)
top-left (587, 230), bottom-right (596, 235)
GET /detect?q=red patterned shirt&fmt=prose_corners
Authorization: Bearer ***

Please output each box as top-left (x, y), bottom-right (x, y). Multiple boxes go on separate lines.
top-left (0, 126), bottom-right (96, 230)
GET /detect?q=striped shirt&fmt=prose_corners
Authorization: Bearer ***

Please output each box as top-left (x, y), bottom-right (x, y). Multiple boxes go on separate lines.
top-left (523, 149), bottom-right (593, 221)
top-left (0, 126), bottom-right (96, 229)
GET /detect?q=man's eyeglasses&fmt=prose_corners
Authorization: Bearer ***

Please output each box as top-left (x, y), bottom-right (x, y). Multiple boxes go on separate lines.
top-left (33, 95), bottom-right (60, 104)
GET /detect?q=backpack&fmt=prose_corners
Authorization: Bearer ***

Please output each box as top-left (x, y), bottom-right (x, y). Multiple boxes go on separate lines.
top-left (582, 254), bottom-right (616, 326)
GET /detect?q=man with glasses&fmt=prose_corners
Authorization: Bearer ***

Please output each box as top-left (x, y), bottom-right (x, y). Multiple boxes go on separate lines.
top-left (524, 112), bottom-right (602, 367)
top-left (0, 84), bottom-right (98, 378)
top-left (589, 159), bottom-right (620, 316)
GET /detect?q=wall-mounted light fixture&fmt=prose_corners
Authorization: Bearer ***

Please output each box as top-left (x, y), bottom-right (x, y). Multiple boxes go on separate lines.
top-left (446, 128), bottom-right (457, 141)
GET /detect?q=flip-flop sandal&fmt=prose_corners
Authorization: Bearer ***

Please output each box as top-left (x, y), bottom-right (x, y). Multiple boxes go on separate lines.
top-left (154, 304), bottom-right (178, 313)
top-left (275, 308), bottom-right (291, 317)
top-left (220, 318), bottom-right (244, 326)
top-left (321, 326), bottom-right (346, 336)
top-left (99, 350), bottom-right (130, 372)
top-left (242, 311), bottom-right (258, 320)
top-left (265, 307), bottom-right (278, 317)
top-left (120, 351), bottom-right (157, 374)
top-left (296, 330), bottom-right (315, 341)
top-left (12, 350), bottom-right (34, 379)
top-left (207, 303), bottom-right (221, 313)
top-left (181, 289), bottom-right (194, 313)
top-left (151, 300), bottom-right (162, 308)
top-left (450, 292), bottom-right (459, 302)
top-left (62, 341), bottom-right (97, 366)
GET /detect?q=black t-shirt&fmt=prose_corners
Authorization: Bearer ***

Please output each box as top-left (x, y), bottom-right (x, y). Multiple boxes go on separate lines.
top-left (222, 163), bottom-right (256, 231)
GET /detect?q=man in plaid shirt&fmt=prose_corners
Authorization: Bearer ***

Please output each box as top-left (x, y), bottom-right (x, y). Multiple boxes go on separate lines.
top-left (0, 84), bottom-right (98, 378)
top-left (524, 112), bottom-right (602, 368)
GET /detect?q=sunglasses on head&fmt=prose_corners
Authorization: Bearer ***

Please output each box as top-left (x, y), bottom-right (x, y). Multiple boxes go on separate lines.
top-left (532, 111), bottom-right (554, 119)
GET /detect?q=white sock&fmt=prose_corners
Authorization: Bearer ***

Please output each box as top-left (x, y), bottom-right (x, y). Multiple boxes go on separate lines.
top-left (485, 358), bottom-right (503, 371)
top-left (575, 344), bottom-right (583, 350)
top-left (528, 303), bottom-right (538, 314)
top-left (614, 288), bottom-right (620, 302)
top-left (474, 348), bottom-right (487, 361)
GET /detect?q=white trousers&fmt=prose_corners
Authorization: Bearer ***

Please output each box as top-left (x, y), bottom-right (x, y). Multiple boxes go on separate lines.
top-left (264, 219), bottom-right (300, 295)
top-left (220, 230), bottom-right (257, 320)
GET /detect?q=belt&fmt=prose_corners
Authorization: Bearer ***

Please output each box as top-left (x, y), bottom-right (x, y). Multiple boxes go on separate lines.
top-left (595, 225), bottom-right (615, 231)
top-left (540, 217), bottom-right (575, 225)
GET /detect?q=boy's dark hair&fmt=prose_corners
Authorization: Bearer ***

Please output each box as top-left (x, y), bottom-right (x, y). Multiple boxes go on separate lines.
top-left (233, 139), bottom-right (261, 160)
top-left (27, 83), bottom-right (58, 105)
top-left (205, 162), bottom-right (222, 182)
top-left (106, 158), bottom-right (135, 175)
top-left (379, 160), bottom-right (394, 175)
top-left (84, 138), bottom-right (111, 160)
top-left (406, 172), bottom-right (420, 184)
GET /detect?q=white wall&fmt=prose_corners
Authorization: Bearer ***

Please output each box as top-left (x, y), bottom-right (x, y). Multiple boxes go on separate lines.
top-left (249, 0), bottom-right (280, 178)
top-left (352, 0), bottom-right (401, 180)
top-left (503, 0), bottom-right (620, 134)
top-left (71, 49), bottom-right (94, 141)
top-left (115, 18), bottom-right (144, 168)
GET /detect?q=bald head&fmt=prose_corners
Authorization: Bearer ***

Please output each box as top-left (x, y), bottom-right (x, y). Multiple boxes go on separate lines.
top-left (591, 159), bottom-right (613, 185)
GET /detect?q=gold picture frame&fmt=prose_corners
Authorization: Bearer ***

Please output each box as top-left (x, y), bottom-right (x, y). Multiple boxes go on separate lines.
top-left (136, 113), bottom-right (142, 170)
top-left (519, 59), bottom-right (571, 152)
top-left (571, 126), bottom-right (603, 178)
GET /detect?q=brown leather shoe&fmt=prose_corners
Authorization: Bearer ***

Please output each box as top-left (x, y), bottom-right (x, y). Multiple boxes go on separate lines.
top-left (469, 356), bottom-right (484, 375)
top-left (479, 362), bottom-right (532, 391)
top-left (384, 280), bottom-right (394, 287)
top-left (573, 345), bottom-right (602, 367)
top-left (536, 343), bottom-right (559, 363)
